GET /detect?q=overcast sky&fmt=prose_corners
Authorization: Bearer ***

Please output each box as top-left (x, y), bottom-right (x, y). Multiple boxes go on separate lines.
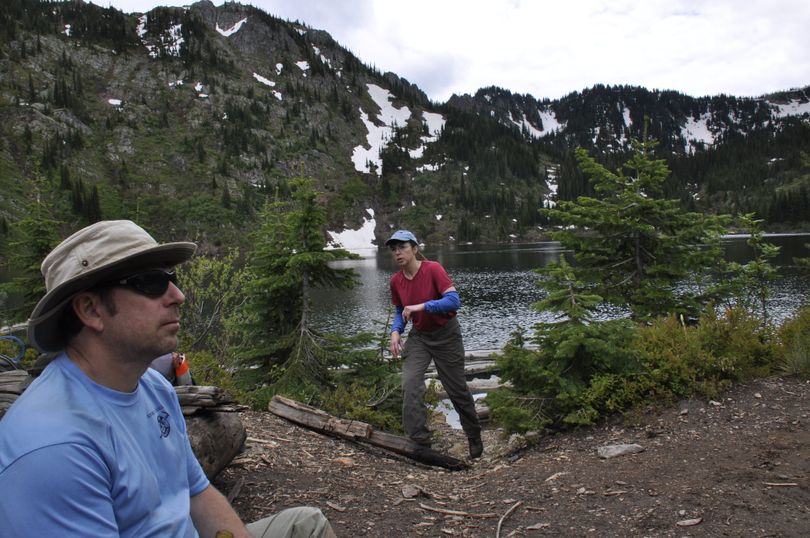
top-left (88, 0), bottom-right (810, 102)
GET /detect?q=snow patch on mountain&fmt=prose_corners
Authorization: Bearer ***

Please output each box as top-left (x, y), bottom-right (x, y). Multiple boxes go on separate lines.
top-left (509, 109), bottom-right (563, 139)
top-left (409, 111), bottom-right (445, 161)
top-left (769, 98), bottom-right (810, 118)
top-left (352, 84), bottom-right (410, 175)
top-left (138, 15), bottom-right (184, 59)
top-left (216, 18), bottom-right (247, 37)
top-left (253, 73), bottom-right (282, 100)
top-left (682, 113), bottom-right (716, 151)
top-left (326, 208), bottom-right (377, 255)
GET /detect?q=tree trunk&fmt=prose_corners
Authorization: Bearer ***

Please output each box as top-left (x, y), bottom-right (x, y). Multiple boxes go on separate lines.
top-left (186, 411), bottom-right (247, 479)
top-left (171, 385), bottom-right (248, 480)
top-left (269, 395), bottom-right (469, 471)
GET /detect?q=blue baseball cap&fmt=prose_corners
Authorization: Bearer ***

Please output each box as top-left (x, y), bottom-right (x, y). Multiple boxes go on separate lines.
top-left (385, 229), bottom-right (418, 246)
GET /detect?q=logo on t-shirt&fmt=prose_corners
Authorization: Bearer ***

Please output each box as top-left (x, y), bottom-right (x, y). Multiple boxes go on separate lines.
top-left (157, 410), bottom-right (171, 438)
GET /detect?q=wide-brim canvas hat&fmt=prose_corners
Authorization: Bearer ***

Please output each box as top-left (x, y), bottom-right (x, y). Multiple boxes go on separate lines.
top-left (27, 220), bottom-right (197, 353)
top-left (385, 229), bottom-right (418, 246)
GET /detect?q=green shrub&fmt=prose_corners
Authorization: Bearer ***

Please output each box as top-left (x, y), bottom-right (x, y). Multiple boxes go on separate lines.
top-left (490, 307), bottom-right (778, 436)
top-left (0, 336), bottom-right (26, 370)
top-left (695, 306), bottom-right (775, 380)
top-left (634, 307), bottom-right (776, 401)
top-left (490, 320), bottom-right (642, 433)
top-left (777, 305), bottom-right (810, 377)
top-left (227, 337), bottom-right (406, 431)
top-left (320, 379), bottom-right (403, 433)
top-left (184, 350), bottom-right (241, 394)
top-left (236, 370), bottom-right (404, 432)
top-left (631, 316), bottom-right (699, 397)
top-left (318, 347), bottom-right (406, 432)
top-left (485, 387), bottom-right (555, 433)
top-left (578, 372), bottom-right (658, 421)
top-left (779, 341), bottom-right (810, 377)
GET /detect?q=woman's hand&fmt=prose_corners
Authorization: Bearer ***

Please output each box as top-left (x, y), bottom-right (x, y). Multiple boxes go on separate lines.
top-left (389, 332), bottom-right (403, 358)
top-left (402, 303), bottom-right (425, 322)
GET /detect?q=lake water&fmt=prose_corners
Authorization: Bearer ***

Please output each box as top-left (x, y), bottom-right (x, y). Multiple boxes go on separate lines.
top-left (312, 234), bottom-right (810, 353)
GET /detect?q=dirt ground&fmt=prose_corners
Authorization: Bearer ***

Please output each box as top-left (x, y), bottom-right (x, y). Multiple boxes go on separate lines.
top-left (213, 376), bottom-right (809, 537)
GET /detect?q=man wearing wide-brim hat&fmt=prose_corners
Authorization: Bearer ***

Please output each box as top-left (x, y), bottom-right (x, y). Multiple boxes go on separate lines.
top-left (0, 220), bottom-right (334, 537)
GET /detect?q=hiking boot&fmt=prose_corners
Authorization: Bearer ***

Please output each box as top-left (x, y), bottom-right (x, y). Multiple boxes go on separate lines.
top-left (412, 438), bottom-right (432, 449)
top-left (468, 435), bottom-right (484, 459)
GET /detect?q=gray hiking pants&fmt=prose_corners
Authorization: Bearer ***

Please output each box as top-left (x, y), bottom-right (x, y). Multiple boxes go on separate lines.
top-left (247, 506), bottom-right (336, 537)
top-left (401, 317), bottom-right (481, 443)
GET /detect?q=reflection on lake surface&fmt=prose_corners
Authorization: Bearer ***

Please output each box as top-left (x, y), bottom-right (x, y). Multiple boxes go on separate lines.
top-left (313, 235), bottom-right (810, 353)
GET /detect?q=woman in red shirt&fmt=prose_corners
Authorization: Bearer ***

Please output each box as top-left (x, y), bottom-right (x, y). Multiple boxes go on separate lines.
top-left (386, 230), bottom-right (483, 458)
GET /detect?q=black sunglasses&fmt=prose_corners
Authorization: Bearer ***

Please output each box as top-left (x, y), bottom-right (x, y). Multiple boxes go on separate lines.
top-left (113, 270), bottom-right (178, 297)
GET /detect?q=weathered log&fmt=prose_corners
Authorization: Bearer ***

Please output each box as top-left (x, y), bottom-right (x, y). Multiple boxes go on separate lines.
top-left (425, 358), bottom-right (499, 379)
top-left (0, 370), bottom-right (34, 418)
top-left (174, 385), bottom-right (249, 416)
top-left (186, 411), bottom-right (247, 480)
top-left (269, 395), bottom-right (469, 471)
top-left (176, 385), bottom-right (248, 479)
top-left (0, 369), bottom-right (33, 393)
top-left (430, 376), bottom-right (506, 398)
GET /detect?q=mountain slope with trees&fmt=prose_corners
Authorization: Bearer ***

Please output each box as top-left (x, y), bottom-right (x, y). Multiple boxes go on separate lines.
top-left (449, 84), bottom-right (810, 225)
top-left (1, 0), bottom-right (808, 258)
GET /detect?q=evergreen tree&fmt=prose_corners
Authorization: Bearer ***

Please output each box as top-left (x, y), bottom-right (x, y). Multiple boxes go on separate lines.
top-left (488, 133), bottom-right (765, 437)
top-left (84, 185), bottom-right (102, 223)
top-left (794, 243), bottom-right (810, 272)
top-left (0, 189), bottom-right (63, 323)
top-left (59, 164), bottom-right (71, 190)
top-left (489, 258), bottom-right (641, 432)
top-left (236, 178), bottom-right (361, 395)
top-left (541, 126), bottom-right (730, 320)
top-left (177, 250), bottom-right (247, 356)
top-left (730, 214), bottom-right (780, 325)
top-left (221, 186), bottom-right (231, 209)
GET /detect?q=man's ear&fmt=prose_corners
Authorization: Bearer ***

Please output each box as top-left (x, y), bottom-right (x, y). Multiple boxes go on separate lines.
top-left (71, 291), bottom-right (105, 333)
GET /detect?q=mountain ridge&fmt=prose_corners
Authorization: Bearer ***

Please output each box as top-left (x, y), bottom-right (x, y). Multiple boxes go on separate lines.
top-left (1, 0), bottom-right (808, 254)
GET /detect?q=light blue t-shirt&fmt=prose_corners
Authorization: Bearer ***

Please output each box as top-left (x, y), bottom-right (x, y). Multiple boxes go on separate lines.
top-left (0, 354), bottom-right (210, 537)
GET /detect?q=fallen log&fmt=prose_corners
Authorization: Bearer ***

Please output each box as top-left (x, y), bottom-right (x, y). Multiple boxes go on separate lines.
top-left (425, 358), bottom-right (498, 379)
top-left (0, 370), bottom-right (34, 418)
top-left (269, 395), bottom-right (469, 471)
top-left (174, 384), bottom-right (249, 416)
top-left (430, 376), bottom-right (507, 398)
top-left (186, 410), bottom-right (246, 479)
top-left (0, 369), bottom-right (33, 390)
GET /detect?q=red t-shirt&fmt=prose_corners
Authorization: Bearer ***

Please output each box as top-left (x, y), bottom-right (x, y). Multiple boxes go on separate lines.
top-left (390, 260), bottom-right (456, 332)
